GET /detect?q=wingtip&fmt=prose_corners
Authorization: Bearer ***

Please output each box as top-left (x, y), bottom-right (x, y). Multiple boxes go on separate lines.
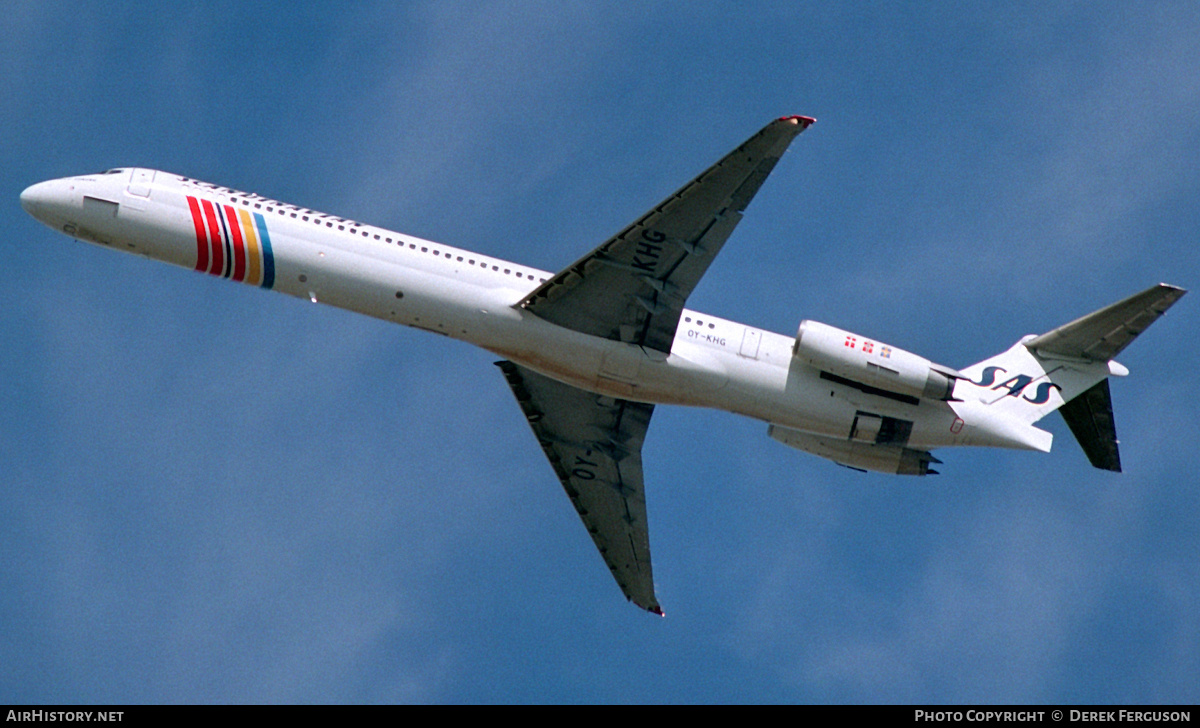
top-left (779, 115), bottom-right (817, 128)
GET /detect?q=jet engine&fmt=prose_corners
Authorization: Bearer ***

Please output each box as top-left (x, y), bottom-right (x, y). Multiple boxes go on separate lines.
top-left (792, 320), bottom-right (962, 401)
top-left (768, 424), bottom-right (940, 475)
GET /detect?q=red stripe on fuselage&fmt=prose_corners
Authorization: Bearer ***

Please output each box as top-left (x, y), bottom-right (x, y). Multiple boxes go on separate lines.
top-left (223, 204), bottom-right (246, 282)
top-left (186, 196), bottom-right (208, 273)
top-left (201, 199), bottom-right (223, 276)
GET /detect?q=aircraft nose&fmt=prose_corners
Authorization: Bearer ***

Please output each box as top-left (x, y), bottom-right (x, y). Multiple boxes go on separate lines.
top-left (20, 179), bottom-right (71, 225)
top-left (20, 181), bottom-right (46, 215)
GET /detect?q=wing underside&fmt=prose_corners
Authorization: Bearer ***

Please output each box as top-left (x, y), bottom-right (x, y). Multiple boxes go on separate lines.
top-left (496, 360), bottom-right (660, 613)
top-left (499, 118), bottom-right (814, 611)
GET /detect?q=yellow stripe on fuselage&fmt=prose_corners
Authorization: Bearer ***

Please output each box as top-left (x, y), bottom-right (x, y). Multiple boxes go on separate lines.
top-left (238, 208), bottom-right (261, 285)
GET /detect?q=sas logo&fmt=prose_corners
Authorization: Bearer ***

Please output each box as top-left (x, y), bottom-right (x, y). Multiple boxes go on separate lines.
top-left (968, 366), bottom-right (1062, 405)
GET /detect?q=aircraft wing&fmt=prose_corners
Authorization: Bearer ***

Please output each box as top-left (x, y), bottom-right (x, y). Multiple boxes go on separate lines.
top-left (518, 116), bottom-right (814, 354)
top-left (496, 361), bottom-right (661, 614)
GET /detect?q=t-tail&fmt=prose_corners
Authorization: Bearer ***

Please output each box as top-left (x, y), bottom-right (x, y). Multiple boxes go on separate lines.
top-left (957, 283), bottom-right (1186, 471)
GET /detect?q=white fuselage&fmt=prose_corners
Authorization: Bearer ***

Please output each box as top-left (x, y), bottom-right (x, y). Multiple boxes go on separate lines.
top-left (21, 168), bottom-right (1023, 455)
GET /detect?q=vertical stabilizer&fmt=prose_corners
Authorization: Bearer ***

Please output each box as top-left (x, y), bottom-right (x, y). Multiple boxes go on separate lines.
top-left (959, 283), bottom-right (1184, 469)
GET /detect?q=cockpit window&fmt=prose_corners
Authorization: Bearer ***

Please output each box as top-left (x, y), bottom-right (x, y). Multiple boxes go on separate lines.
top-left (101, 169), bottom-right (124, 175)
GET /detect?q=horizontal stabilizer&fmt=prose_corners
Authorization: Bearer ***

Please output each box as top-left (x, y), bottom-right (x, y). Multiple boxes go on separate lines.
top-left (1025, 283), bottom-right (1185, 361)
top-left (1058, 379), bottom-right (1121, 472)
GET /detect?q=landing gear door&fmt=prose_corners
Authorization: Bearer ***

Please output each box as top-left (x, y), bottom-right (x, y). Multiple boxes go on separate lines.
top-left (127, 168), bottom-right (155, 198)
top-left (850, 412), bottom-right (883, 442)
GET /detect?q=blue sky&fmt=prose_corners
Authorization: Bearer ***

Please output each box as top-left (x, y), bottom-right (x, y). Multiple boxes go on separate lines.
top-left (2, 2), bottom-right (1198, 704)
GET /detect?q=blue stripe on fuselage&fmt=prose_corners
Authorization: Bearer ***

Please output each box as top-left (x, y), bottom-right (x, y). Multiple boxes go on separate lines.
top-left (253, 212), bottom-right (275, 290)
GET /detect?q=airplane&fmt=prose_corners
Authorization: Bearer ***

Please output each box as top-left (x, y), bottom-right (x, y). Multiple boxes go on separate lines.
top-left (20, 116), bottom-right (1185, 615)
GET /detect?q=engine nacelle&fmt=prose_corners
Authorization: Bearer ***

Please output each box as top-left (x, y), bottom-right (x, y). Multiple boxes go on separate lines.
top-left (768, 425), bottom-right (940, 476)
top-left (793, 320), bottom-right (961, 401)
